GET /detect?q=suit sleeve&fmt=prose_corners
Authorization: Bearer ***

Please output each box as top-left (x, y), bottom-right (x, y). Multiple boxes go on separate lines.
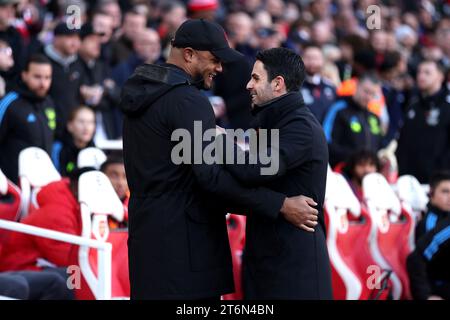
top-left (221, 117), bottom-right (313, 186)
top-left (170, 92), bottom-right (285, 220)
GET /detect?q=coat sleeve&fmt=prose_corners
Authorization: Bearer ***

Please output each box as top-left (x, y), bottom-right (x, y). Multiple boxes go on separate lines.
top-left (170, 91), bottom-right (286, 220)
top-left (407, 217), bottom-right (450, 300)
top-left (222, 117), bottom-right (313, 186)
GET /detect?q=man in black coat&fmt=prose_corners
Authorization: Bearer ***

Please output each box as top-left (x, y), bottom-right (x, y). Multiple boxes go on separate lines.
top-left (120, 19), bottom-right (319, 300)
top-left (396, 60), bottom-right (450, 183)
top-left (43, 22), bottom-right (85, 139)
top-left (0, 54), bottom-right (56, 183)
top-left (222, 48), bottom-right (332, 299)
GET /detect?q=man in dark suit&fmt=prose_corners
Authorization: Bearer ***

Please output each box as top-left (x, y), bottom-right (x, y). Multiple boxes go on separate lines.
top-left (120, 19), bottom-right (319, 300)
top-left (222, 48), bottom-right (333, 299)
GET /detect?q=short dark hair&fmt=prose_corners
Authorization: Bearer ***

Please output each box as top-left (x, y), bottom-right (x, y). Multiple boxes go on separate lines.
top-left (100, 152), bottom-right (124, 173)
top-left (161, 0), bottom-right (185, 15)
top-left (419, 59), bottom-right (447, 75)
top-left (256, 48), bottom-right (305, 92)
top-left (429, 171), bottom-right (450, 194)
top-left (379, 50), bottom-right (402, 73)
top-left (24, 54), bottom-right (51, 71)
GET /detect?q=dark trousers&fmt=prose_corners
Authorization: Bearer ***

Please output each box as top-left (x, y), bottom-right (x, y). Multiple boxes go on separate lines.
top-left (0, 268), bottom-right (74, 300)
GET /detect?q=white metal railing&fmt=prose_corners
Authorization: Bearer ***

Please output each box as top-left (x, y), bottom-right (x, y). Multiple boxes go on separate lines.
top-left (95, 139), bottom-right (123, 151)
top-left (0, 219), bottom-right (112, 300)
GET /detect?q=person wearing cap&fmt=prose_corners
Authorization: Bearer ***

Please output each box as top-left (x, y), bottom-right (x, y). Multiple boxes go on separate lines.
top-left (78, 22), bottom-right (121, 141)
top-left (120, 19), bottom-right (319, 299)
top-left (43, 21), bottom-right (85, 139)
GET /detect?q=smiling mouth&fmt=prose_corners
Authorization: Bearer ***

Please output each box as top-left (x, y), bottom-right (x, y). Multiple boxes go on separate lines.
top-left (207, 73), bottom-right (217, 80)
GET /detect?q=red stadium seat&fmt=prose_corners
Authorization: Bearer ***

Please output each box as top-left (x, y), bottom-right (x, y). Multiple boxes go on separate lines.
top-left (86, 231), bottom-right (130, 299)
top-left (75, 171), bottom-right (128, 299)
top-left (0, 169), bottom-right (21, 255)
top-left (325, 169), bottom-right (391, 300)
top-left (18, 147), bottom-right (61, 219)
top-left (363, 173), bottom-right (415, 300)
top-left (222, 214), bottom-right (246, 300)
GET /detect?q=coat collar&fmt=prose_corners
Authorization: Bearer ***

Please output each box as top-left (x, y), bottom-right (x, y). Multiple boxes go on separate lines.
top-left (251, 91), bottom-right (305, 128)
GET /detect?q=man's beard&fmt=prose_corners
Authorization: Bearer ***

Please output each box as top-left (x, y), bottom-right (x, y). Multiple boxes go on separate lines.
top-left (192, 73), bottom-right (208, 90)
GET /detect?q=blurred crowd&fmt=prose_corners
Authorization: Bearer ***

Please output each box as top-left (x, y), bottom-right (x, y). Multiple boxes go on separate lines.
top-left (0, 0), bottom-right (449, 184)
top-left (0, 0), bottom-right (449, 300)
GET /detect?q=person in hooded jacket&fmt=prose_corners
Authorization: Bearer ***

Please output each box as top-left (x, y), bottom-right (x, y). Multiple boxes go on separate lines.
top-left (0, 54), bottom-right (56, 183)
top-left (120, 19), bottom-right (319, 300)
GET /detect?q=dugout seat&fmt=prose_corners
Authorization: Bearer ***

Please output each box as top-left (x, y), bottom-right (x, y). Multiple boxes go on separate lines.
top-left (222, 214), bottom-right (246, 300)
top-left (76, 171), bottom-right (129, 299)
top-left (363, 173), bottom-right (415, 300)
top-left (0, 169), bottom-right (21, 255)
top-left (325, 169), bottom-right (389, 299)
top-left (18, 147), bottom-right (61, 219)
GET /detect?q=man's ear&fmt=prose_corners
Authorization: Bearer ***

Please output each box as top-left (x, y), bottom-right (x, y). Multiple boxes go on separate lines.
top-left (21, 70), bottom-right (27, 82)
top-left (273, 75), bottom-right (286, 92)
top-left (183, 47), bottom-right (195, 63)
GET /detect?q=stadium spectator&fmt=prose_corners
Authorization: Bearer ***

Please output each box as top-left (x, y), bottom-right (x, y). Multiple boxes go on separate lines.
top-left (407, 216), bottom-right (450, 300)
top-left (43, 22), bottom-right (84, 139)
top-left (96, 0), bottom-right (122, 32)
top-left (100, 153), bottom-right (129, 229)
top-left (323, 73), bottom-right (384, 167)
top-left (157, 1), bottom-right (186, 51)
top-left (341, 150), bottom-right (380, 202)
top-left (301, 43), bottom-right (337, 123)
top-left (0, 54), bottom-right (55, 183)
top-left (397, 60), bottom-right (450, 183)
top-left (0, 39), bottom-right (13, 96)
top-left (415, 171), bottom-right (450, 241)
top-left (52, 105), bottom-right (95, 176)
top-left (0, 0), bottom-right (24, 83)
top-left (112, 27), bottom-right (161, 87)
top-left (0, 168), bottom-right (90, 273)
top-left (101, 152), bottom-right (128, 203)
top-left (110, 8), bottom-right (146, 67)
top-left (78, 22), bottom-right (121, 140)
top-left (377, 50), bottom-right (407, 146)
top-left (91, 9), bottom-right (115, 66)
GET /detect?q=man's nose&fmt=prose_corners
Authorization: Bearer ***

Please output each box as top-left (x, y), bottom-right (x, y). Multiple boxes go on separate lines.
top-left (216, 63), bottom-right (223, 73)
top-left (246, 80), bottom-right (253, 90)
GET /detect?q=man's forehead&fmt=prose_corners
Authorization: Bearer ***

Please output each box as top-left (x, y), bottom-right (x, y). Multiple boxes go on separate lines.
top-left (252, 61), bottom-right (266, 75)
